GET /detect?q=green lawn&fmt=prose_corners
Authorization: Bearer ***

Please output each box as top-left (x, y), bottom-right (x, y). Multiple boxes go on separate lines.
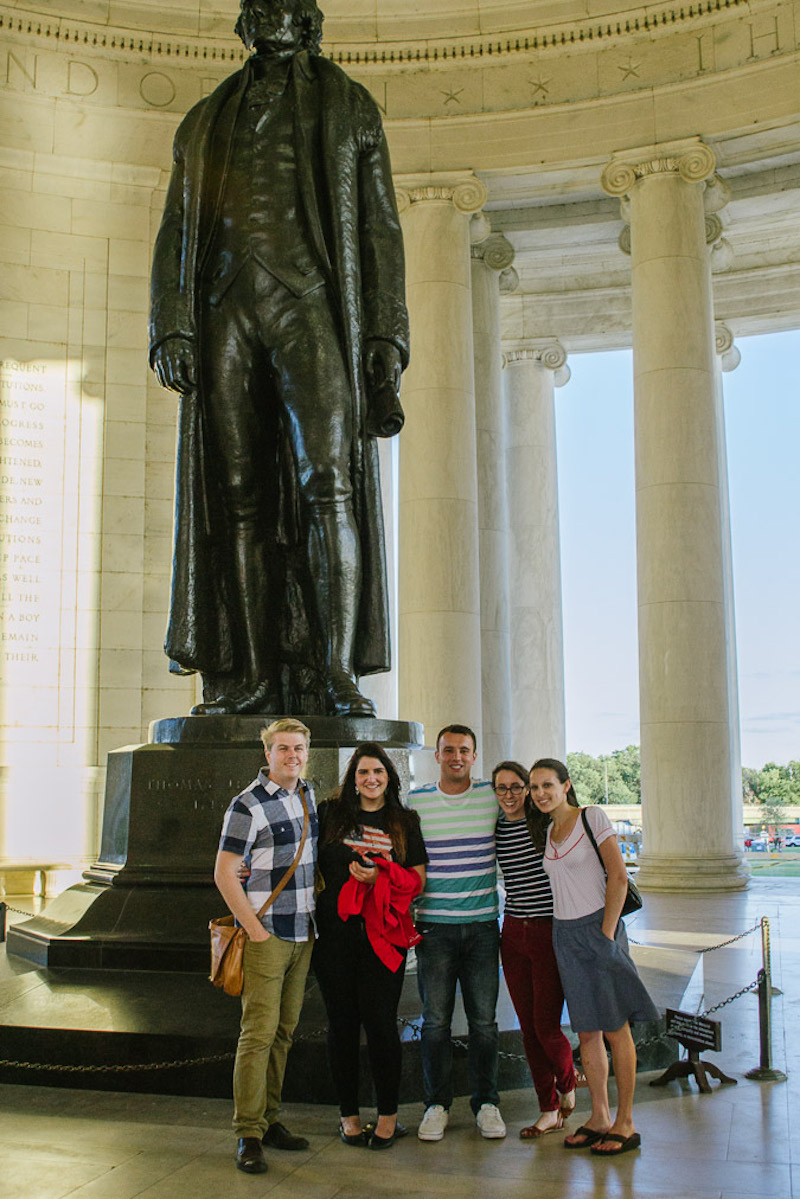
top-left (745, 849), bottom-right (800, 876)
top-left (747, 861), bottom-right (800, 876)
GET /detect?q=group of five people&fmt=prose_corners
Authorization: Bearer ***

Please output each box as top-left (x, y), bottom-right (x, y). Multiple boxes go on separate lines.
top-left (214, 719), bottom-right (656, 1174)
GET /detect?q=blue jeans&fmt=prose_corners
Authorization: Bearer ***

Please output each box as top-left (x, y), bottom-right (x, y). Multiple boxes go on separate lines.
top-left (415, 920), bottom-right (500, 1114)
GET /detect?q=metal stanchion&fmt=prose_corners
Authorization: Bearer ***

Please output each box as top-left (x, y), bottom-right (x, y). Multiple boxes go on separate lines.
top-left (0, 901), bottom-right (6, 943)
top-left (745, 917), bottom-right (787, 1082)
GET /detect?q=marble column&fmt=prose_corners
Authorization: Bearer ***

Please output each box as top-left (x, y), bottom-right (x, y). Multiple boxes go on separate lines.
top-left (714, 322), bottom-right (745, 854)
top-left (395, 174), bottom-right (487, 756)
top-left (472, 232), bottom-right (516, 769)
top-left (502, 341), bottom-right (569, 767)
top-left (602, 138), bottom-right (748, 891)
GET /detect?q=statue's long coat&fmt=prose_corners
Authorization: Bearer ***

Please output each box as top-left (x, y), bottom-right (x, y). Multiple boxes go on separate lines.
top-left (150, 51), bottom-right (409, 682)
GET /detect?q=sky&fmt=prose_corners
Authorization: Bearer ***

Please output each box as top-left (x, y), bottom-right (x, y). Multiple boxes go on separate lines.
top-left (555, 329), bottom-right (800, 770)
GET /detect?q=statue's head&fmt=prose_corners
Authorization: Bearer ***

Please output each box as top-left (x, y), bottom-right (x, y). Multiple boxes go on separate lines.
top-left (235, 0), bottom-right (324, 56)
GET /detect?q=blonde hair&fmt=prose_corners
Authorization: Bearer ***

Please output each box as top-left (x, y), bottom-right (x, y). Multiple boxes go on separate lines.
top-left (260, 718), bottom-right (311, 752)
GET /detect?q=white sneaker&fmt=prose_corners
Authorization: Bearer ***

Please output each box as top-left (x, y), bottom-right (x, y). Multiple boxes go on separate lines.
top-left (418, 1105), bottom-right (449, 1141)
top-left (476, 1103), bottom-right (506, 1139)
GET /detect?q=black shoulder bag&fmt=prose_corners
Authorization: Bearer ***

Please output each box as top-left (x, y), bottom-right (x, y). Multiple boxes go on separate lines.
top-left (580, 807), bottom-right (643, 917)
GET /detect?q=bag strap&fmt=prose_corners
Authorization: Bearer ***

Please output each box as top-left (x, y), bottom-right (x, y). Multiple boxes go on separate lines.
top-left (253, 782), bottom-right (311, 921)
top-left (580, 807), bottom-right (606, 875)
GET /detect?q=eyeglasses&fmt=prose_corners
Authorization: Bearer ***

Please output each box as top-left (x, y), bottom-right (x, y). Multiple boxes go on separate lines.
top-left (494, 783), bottom-right (528, 796)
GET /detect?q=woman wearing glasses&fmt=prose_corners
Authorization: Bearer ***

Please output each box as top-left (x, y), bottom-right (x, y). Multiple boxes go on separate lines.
top-left (493, 761), bottom-right (578, 1138)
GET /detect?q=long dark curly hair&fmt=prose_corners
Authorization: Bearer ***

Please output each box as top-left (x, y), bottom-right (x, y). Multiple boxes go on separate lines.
top-left (323, 742), bottom-right (419, 863)
top-left (527, 757), bottom-right (580, 849)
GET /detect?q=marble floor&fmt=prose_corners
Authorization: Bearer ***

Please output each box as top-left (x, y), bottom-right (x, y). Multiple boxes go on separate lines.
top-left (1, 877), bottom-right (797, 1199)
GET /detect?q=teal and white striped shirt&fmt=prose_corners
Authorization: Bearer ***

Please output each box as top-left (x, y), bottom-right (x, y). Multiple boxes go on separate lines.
top-left (409, 781), bottom-right (498, 924)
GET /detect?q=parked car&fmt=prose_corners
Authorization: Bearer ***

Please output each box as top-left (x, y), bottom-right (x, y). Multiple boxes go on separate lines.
top-left (749, 839), bottom-right (768, 852)
top-left (784, 834), bottom-right (800, 849)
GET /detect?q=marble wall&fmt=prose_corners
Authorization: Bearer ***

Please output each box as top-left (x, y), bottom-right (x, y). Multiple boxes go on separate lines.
top-left (0, 97), bottom-right (195, 859)
top-left (0, 0), bottom-right (797, 867)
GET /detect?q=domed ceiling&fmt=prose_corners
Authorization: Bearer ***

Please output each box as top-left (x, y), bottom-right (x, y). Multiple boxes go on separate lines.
top-left (1, 0), bottom-right (744, 42)
top-left (2, 0), bottom-right (797, 342)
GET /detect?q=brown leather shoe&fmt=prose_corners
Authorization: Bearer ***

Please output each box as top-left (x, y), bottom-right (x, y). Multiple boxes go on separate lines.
top-left (236, 1137), bottom-right (267, 1173)
top-left (262, 1121), bottom-right (309, 1151)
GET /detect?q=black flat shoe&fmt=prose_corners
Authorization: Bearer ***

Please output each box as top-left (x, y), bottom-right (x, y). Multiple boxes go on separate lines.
top-left (369, 1122), bottom-right (408, 1150)
top-left (339, 1121), bottom-right (369, 1146)
top-left (262, 1121), bottom-right (309, 1151)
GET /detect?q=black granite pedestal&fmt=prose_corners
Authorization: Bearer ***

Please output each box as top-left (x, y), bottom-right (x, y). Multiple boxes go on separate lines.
top-left (6, 716), bottom-right (423, 972)
top-left (1, 715), bottom-right (679, 1103)
top-left (0, 939), bottom-right (676, 1100)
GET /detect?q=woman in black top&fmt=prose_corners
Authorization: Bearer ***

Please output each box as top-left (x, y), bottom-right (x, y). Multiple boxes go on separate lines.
top-left (314, 742), bottom-right (427, 1149)
top-left (494, 760), bottom-right (578, 1138)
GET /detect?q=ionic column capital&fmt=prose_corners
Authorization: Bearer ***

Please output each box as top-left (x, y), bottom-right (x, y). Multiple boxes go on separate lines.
top-left (394, 172), bottom-right (488, 216)
top-left (711, 236), bottom-right (735, 273)
top-left (471, 233), bottom-right (516, 272)
top-left (703, 174), bottom-right (731, 214)
top-left (601, 137), bottom-right (717, 197)
top-left (715, 322), bottom-right (742, 372)
top-left (617, 213), bottom-right (729, 259)
top-left (470, 211), bottom-right (493, 244)
top-left (503, 339), bottom-right (570, 386)
top-left (609, 140), bottom-right (731, 261)
top-left (499, 267), bottom-right (520, 294)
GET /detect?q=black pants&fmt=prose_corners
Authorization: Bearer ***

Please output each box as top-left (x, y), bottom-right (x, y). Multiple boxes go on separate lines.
top-left (199, 261), bottom-right (359, 692)
top-left (313, 916), bottom-right (406, 1117)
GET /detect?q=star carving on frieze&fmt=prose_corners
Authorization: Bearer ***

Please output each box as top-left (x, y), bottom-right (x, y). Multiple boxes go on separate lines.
top-left (618, 58), bottom-right (641, 79)
top-left (529, 77), bottom-right (551, 98)
top-left (441, 88), bottom-right (464, 105)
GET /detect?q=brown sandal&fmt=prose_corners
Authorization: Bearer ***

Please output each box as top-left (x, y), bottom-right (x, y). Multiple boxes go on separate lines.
top-left (519, 1111), bottom-right (565, 1139)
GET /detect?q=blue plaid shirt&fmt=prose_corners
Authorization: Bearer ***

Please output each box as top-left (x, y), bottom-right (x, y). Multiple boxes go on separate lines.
top-left (218, 770), bottom-right (318, 941)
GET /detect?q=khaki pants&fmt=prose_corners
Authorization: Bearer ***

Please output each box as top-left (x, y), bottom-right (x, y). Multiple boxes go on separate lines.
top-left (232, 932), bottom-right (314, 1138)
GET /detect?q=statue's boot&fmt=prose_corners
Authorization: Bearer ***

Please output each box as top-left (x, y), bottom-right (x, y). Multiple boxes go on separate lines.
top-left (325, 672), bottom-right (376, 718)
top-left (192, 524), bottom-right (280, 716)
top-left (309, 502), bottom-right (376, 719)
top-left (192, 679), bottom-right (282, 716)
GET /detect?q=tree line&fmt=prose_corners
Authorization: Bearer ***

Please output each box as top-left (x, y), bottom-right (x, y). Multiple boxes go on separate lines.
top-left (566, 747), bottom-right (800, 809)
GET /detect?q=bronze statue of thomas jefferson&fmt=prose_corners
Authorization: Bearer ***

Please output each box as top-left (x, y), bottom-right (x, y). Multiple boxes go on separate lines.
top-left (149, 0), bottom-right (408, 717)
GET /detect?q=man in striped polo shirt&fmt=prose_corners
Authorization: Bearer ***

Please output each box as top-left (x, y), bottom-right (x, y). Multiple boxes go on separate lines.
top-left (410, 724), bottom-right (505, 1142)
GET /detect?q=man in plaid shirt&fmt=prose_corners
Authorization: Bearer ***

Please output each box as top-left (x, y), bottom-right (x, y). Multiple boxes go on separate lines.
top-left (214, 718), bottom-right (318, 1174)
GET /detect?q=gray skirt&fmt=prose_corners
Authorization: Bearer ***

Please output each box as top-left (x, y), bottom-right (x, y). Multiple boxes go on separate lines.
top-left (552, 907), bottom-right (659, 1033)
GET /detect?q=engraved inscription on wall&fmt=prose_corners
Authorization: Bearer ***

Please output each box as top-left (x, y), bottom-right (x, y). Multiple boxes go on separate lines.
top-left (0, 351), bottom-right (89, 733)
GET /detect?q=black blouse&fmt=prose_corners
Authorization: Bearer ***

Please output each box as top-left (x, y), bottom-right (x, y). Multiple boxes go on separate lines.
top-left (315, 800), bottom-right (427, 929)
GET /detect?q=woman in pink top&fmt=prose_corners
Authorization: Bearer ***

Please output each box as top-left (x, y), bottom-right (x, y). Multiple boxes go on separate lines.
top-left (531, 758), bottom-right (656, 1158)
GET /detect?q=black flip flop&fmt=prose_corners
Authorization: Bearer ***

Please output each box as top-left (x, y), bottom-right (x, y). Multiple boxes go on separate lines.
top-left (564, 1125), bottom-right (608, 1150)
top-left (590, 1132), bottom-right (642, 1156)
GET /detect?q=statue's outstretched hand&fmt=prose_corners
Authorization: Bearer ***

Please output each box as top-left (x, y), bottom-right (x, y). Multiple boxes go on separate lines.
top-left (152, 337), bottom-right (198, 395)
top-left (364, 339), bottom-right (404, 437)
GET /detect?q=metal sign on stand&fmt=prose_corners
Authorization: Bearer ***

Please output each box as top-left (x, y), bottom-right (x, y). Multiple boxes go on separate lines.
top-left (650, 1009), bottom-right (737, 1093)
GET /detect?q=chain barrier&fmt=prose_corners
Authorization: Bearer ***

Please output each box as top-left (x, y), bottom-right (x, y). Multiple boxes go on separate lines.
top-left (701, 978), bottom-right (759, 1018)
top-left (629, 920), bottom-right (764, 1041)
top-left (0, 1052), bottom-right (235, 1075)
top-left (0, 918), bottom-right (770, 1078)
top-left (697, 921), bottom-right (763, 954)
top-left (627, 919), bottom-right (761, 952)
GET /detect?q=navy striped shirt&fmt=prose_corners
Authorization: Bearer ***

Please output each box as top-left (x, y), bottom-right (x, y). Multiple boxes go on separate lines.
top-left (495, 812), bottom-right (554, 918)
top-left (218, 770), bottom-right (318, 942)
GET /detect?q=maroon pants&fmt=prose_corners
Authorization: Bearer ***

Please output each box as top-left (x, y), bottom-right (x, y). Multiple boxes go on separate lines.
top-left (501, 914), bottom-right (576, 1112)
